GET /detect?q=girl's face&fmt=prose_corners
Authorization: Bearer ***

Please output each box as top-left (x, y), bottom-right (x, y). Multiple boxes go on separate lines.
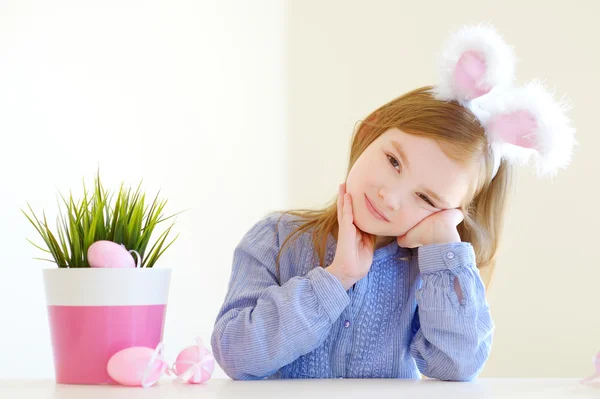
top-left (345, 128), bottom-right (479, 238)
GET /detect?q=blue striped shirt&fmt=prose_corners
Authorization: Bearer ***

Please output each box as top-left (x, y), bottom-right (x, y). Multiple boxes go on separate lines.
top-left (211, 212), bottom-right (494, 381)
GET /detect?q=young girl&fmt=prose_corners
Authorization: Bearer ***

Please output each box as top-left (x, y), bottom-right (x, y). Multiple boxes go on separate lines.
top-left (210, 24), bottom-right (576, 381)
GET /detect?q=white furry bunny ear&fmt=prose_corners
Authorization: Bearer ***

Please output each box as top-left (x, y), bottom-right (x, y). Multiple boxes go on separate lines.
top-left (432, 24), bottom-right (517, 103)
top-left (478, 80), bottom-right (577, 177)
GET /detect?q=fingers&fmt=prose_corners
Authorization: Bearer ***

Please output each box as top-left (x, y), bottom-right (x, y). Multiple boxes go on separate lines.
top-left (362, 232), bottom-right (375, 251)
top-left (430, 208), bottom-right (464, 227)
top-left (337, 184), bottom-right (343, 223)
top-left (337, 183), bottom-right (346, 223)
top-left (338, 193), bottom-right (356, 246)
top-left (396, 235), bottom-right (405, 247)
top-left (397, 232), bottom-right (420, 248)
top-left (447, 208), bottom-right (465, 226)
top-left (344, 193), bottom-right (353, 225)
top-left (397, 235), bottom-right (416, 248)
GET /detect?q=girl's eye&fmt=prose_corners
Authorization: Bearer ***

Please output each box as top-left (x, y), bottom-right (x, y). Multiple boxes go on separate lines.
top-left (418, 193), bottom-right (436, 208)
top-left (387, 155), bottom-right (401, 172)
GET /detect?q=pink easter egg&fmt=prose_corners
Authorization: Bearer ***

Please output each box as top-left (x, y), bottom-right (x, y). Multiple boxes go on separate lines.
top-left (173, 339), bottom-right (215, 384)
top-left (87, 240), bottom-right (136, 268)
top-left (107, 346), bottom-right (168, 387)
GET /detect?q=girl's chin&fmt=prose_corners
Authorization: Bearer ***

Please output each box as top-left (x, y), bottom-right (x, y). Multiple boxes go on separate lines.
top-left (354, 213), bottom-right (399, 237)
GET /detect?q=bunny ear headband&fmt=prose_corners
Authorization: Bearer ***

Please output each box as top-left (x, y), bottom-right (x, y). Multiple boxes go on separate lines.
top-left (431, 24), bottom-right (577, 178)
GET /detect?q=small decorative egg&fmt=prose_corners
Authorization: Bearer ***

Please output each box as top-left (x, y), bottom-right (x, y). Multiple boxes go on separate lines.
top-left (87, 240), bottom-right (136, 268)
top-left (172, 337), bottom-right (215, 384)
top-left (107, 345), bottom-right (168, 387)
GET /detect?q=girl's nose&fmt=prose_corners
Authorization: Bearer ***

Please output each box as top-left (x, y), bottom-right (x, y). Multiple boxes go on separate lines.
top-left (378, 187), bottom-right (402, 211)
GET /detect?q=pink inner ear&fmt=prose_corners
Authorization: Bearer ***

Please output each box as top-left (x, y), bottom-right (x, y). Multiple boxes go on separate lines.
top-left (487, 110), bottom-right (538, 149)
top-left (453, 51), bottom-right (491, 100)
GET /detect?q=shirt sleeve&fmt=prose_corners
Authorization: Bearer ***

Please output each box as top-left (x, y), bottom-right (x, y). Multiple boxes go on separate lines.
top-left (210, 215), bottom-right (350, 380)
top-left (409, 242), bottom-right (495, 381)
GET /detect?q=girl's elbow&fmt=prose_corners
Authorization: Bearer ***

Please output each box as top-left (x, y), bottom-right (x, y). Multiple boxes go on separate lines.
top-left (211, 338), bottom-right (275, 381)
top-left (211, 349), bottom-right (267, 380)
top-left (443, 364), bottom-right (483, 382)
top-left (222, 366), bottom-right (266, 381)
top-left (422, 344), bottom-right (491, 382)
top-left (424, 361), bottom-right (484, 382)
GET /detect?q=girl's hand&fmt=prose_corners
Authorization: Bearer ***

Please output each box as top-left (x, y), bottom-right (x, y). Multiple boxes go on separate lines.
top-left (397, 209), bottom-right (464, 248)
top-left (326, 183), bottom-right (375, 291)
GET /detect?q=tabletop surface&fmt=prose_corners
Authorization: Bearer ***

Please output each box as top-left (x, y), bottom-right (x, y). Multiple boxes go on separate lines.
top-left (1, 378), bottom-right (599, 398)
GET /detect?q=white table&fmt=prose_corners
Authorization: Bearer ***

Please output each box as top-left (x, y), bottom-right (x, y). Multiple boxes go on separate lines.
top-left (1, 378), bottom-right (599, 398)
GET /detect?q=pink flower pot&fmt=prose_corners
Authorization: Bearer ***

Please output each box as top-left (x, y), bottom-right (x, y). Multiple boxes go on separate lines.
top-left (42, 268), bottom-right (171, 385)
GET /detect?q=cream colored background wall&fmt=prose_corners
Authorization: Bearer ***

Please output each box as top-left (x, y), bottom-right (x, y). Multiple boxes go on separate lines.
top-left (1, 0), bottom-right (597, 380)
top-left (287, 0), bottom-right (599, 378)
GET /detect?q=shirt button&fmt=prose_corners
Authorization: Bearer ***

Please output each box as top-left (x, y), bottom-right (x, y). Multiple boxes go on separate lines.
top-left (343, 320), bottom-right (351, 328)
top-left (446, 251), bottom-right (455, 259)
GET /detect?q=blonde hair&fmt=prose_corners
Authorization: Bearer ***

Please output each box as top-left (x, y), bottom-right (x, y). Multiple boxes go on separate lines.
top-left (276, 86), bottom-right (515, 290)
